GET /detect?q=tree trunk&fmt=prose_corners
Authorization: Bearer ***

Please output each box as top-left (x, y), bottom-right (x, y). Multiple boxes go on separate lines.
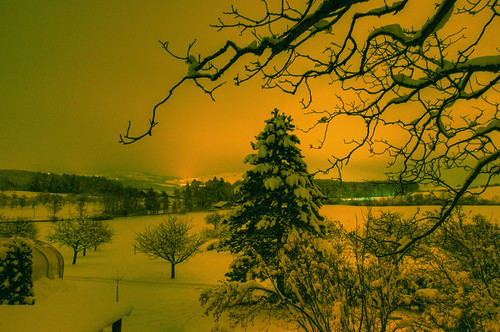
top-left (171, 263), bottom-right (176, 279)
top-left (83, 248), bottom-right (86, 256)
top-left (72, 250), bottom-right (78, 264)
top-left (277, 275), bottom-right (286, 295)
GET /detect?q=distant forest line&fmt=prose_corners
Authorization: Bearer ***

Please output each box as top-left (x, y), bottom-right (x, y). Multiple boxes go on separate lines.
top-left (0, 169), bottom-right (417, 197)
top-left (0, 170), bottom-right (497, 220)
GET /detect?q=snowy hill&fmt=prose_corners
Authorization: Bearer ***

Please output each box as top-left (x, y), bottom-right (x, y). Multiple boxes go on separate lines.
top-left (97, 170), bottom-right (180, 192)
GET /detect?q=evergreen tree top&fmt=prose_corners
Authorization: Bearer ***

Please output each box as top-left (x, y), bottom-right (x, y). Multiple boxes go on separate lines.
top-left (228, 109), bottom-right (324, 247)
top-left (245, 109), bottom-right (305, 169)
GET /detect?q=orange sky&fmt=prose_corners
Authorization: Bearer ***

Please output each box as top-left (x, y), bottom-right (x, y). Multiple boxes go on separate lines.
top-left (0, 1), bottom-right (491, 182)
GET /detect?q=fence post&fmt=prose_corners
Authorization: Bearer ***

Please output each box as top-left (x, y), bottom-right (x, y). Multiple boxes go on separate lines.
top-left (112, 319), bottom-right (122, 332)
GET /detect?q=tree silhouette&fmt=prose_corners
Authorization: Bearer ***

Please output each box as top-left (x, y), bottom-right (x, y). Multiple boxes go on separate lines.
top-left (135, 216), bottom-right (205, 279)
top-left (121, 0), bottom-right (499, 253)
top-left (144, 188), bottom-right (160, 215)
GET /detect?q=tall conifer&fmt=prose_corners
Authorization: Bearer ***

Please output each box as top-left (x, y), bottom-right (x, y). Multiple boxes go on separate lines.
top-left (223, 109), bottom-right (324, 282)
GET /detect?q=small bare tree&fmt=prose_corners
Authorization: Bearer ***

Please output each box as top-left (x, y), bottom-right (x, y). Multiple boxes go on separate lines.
top-left (48, 220), bottom-right (87, 264)
top-left (135, 216), bottom-right (205, 279)
top-left (45, 194), bottom-right (64, 221)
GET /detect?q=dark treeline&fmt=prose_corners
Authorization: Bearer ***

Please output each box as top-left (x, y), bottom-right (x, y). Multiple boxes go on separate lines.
top-left (341, 191), bottom-right (500, 206)
top-left (0, 170), bottom-right (172, 219)
top-left (1, 170), bottom-right (421, 202)
top-left (0, 170), bottom-right (238, 219)
top-left (96, 177), bottom-right (237, 216)
top-left (13, 170), bottom-right (492, 215)
top-left (100, 187), bottom-right (171, 218)
top-left (178, 178), bottom-right (236, 212)
top-left (314, 179), bottom-right (419, 200)
top-left (0, 170), bottom-right (123, 195)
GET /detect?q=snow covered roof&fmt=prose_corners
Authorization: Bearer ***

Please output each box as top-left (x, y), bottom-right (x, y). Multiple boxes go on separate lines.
top-left (214, 201), bottom-right (230, 208)
top-left (0, 298), bottom-right (133, 332)
top-left (0, 278), bottom-right (133, 332)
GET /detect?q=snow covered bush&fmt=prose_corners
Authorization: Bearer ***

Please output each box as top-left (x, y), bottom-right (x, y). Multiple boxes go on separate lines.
top-left (135, 216), bottom-right (205, 279)
top-left (0, 215), bottom-right (38, 239)
top-left (0, 237), bottom-right (35, 305)
top-left (205, 212), bottom-right (224, 231)
top-left (410, 210), bottom-right (500, 331)
top-left (202, 222), bottom-right (415, 331)
top-left (345, 212), bottom-right (430, 331)
top-left (219, 109), bottom-right (325, 283)
top-left (342, 209), bottom-right (499, 331)
top-left (347, 209), bottom-right (499, 331)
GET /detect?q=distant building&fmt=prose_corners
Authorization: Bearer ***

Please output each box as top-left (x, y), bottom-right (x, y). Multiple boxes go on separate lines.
top-left (213, 201), bottom-right (231, 209)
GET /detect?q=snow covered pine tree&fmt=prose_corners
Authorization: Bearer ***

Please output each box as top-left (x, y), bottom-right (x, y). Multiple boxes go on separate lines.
top-left (0, 238), bottom-right (35, 305)
top-left (221, 109), bottom-right (325, 284)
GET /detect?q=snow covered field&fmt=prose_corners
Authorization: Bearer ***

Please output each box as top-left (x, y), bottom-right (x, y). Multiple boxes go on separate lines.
top-left (1, 206), bottom-right (499, 331)
top-left (1, 212), bottom-right (291, 331)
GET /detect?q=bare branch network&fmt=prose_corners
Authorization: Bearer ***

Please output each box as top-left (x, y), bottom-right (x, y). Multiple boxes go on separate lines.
top-left (121, 0), bottom-right (499, 253)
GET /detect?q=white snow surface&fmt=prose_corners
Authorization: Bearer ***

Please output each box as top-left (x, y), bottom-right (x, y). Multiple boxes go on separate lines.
top-left (1, 206), bottom-right (499, 331)
top-left (0, 212), bottom-right (290, 332)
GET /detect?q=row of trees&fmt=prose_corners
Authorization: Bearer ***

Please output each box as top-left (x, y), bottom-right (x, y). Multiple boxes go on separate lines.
top-left (47, 219), bottom-right (114, 264)
top-left (0, 188), bottom-right (170, 220)
top-left (0, 192), bottom-right (72, 220)
top-left (0, 214), bottom-right (114, 266)
top-left (0, 192), bottom-right (65, 209)
top-left (0, 170), bottom-right (124, 195)
top-left (180, 177), bottom-right (235, 211)
top-left (0, 192), bottom-right (98, 221)
top-left (314, 179), bottom-right (419, 199)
